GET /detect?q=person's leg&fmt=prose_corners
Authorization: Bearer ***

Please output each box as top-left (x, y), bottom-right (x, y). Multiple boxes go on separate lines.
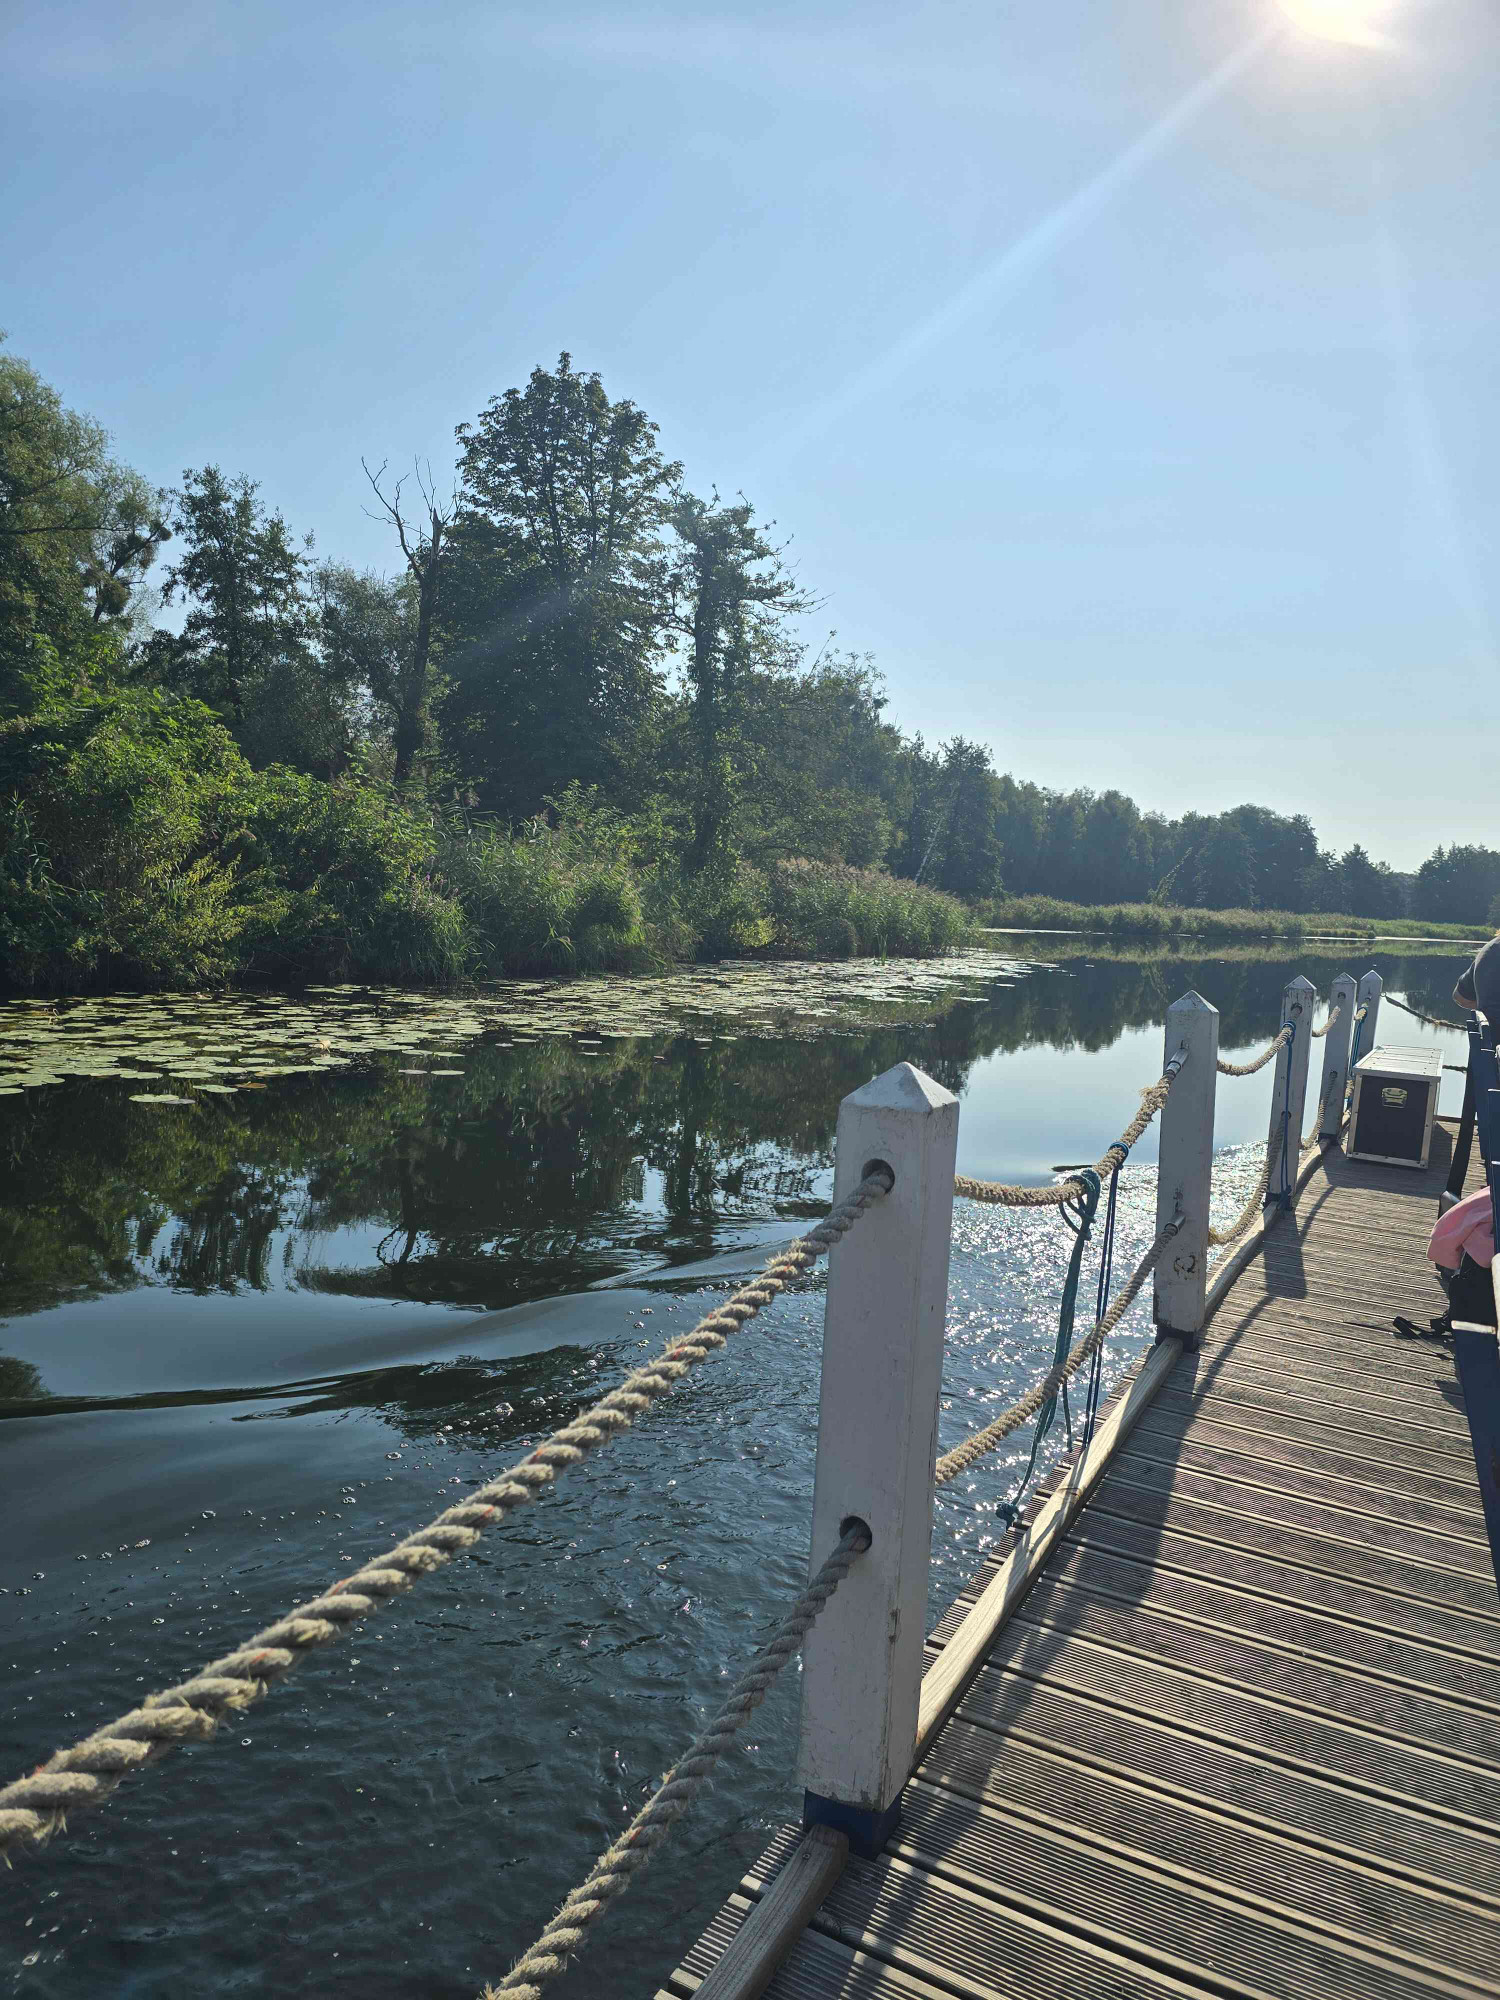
top-left (1450, 1252), bottom-right (1497, 1327)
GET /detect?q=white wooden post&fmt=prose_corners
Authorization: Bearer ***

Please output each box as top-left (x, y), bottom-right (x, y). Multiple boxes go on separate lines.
top-left (1354, 967), bottom-right (1384, 1067)
top-left (798, 1061), bottom-right (958, 1856)
top-left (1153, 992), bottom-right (1219, 1347)
top-left (1317, 972), bottom-right (1358, 1140)
top-left (1266, 975), bottom-right (1316, 1208)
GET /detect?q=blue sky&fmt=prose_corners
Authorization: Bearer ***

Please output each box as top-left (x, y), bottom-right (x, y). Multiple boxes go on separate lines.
top-left (4, 0), bottom-right (1496, 869)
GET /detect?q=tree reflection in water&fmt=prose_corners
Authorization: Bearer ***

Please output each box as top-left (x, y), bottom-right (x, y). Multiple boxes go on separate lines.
top-left (0, 943), bottom-right (1473, 1404)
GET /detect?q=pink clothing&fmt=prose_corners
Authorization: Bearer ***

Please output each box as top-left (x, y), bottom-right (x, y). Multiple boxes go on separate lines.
top-left (1428, 1189), bottom-right (1496, 1272)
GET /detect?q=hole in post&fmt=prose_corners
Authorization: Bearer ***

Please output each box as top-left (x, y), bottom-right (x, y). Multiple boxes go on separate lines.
top-left (839, 1515), bottom-right (873, 1551)
top-left (862, 1158), bottom-right (895, 1192)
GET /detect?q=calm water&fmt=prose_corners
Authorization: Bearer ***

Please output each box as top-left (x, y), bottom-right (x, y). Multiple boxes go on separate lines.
top-left (0, 940), bottom-right (1474, 1997)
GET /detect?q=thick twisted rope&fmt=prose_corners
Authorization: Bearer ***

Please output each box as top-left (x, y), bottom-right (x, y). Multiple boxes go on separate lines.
top-left (482, 1524), bottom-right (869, 2000)
top-left (0, 1175), bottom-right (892, 1863)
top-left (1207, 1129), bottom-right (1284, 1247)
top-left (1384, 992), bottom-right (1467, 1033)
top-left (1216, 1024), bottom-right (1292, 1077)
top-left (954, 1065), bottom-right (1178, 1210)
top-left (1310, 1004), bottom-right (1342, 1039)
top-left (1301, 1071), bottom-right (1340, 1152)
top-left (933, 1216), bottom-right (1180, 1485)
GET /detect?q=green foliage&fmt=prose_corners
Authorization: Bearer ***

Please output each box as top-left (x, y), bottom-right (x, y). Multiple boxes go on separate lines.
top-left (146, 466), bottom-right (356, 776)
top-left (1413, 845), bottom-right (1500, 927)
top-left (234, 772), bottom-right (469, 984)
top-left (3, 343), bottom-right (1483, 997)
top-left (437, 820), bottom-right (650, 975)
top-left (981, 894), bottom-right (1489, 942)
top-left (1, 342), bottom-right (167, 705)
top-left (768, 859), bottom-right (972, 958)
top-left (0, 678), bottom-right (250, 987)
top-left (440, 354), bottom-right (677, 819)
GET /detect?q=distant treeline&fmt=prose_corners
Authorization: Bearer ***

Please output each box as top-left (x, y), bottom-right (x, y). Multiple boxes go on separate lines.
top-left (3, 338), bottom-right (1495, 994)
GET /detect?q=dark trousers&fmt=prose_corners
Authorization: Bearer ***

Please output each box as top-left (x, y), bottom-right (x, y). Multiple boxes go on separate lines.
top-left (1439, 1252), bottom-right (1498, 1327)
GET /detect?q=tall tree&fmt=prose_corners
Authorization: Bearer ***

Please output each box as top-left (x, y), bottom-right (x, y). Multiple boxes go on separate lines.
top-left (927, 737), bottom-right (1003, 898)
top-left (1338, 842), bottom-right (1404, 919)
top-left (149, 467), bottom-right (355, 774)
top-left (1413, 844), bottom-right (1500, 924)
top-left (1192, 821), bottom-right (1256, 909)
top-left (359, 458), bottom-right (452, 784)
top-left (1, 346), bottom-right (167, 704)
top-left (666, 491), bottom-right (814, 871)
top-left (442, 355), bottom-right (678, 816)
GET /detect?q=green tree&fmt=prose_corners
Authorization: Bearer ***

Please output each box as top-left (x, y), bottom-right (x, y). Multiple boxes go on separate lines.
top-left (442, 355), bottom-right (678, 816)
top-left (1413, 844), bottom-right (1500, 925)
top-left (666, 491), bottom-right (814, 871)
top-left (1, 346), bottom-right (167, 707)
top-left (148, 467), bottom-right (354, 774)
top-left (1192, 821), bottom-right (1255, 908)
top-left (358, 458), bottom-right (452, 784)
top-left (734, 650), bottom-right (907, 867)
top-left (905, 736), bottom-right (1002, 899)
top-left (1338, 842), bottom-right (1404, 918)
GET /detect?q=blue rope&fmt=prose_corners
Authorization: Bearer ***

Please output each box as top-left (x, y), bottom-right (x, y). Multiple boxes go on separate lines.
top-left (1278, 1018), bottom-right (1297, 1210)
top-left (997, 1169), bottom-right (1102, 1528)
top-left (1081, 1160), bottom-right (1122, 1450)
top-left (1345, 1002), bottom-right (1368, 1114)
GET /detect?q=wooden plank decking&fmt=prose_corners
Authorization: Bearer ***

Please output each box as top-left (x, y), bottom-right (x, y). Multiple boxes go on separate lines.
top-left (663, 1121), bottom-right (1500, 2000)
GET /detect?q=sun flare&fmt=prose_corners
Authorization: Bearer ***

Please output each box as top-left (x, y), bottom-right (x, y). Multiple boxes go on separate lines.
top-left (1275, 0), bottom-right (1400, 47)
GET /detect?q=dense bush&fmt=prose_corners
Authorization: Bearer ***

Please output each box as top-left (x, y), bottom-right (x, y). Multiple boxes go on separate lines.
top-left (438, 824), bottom-right (651, 975)
top-left (0, 684), bottom-right (470, 989)
top-left (0, 680), bottom-right (250, 987)
top-left (0, 687), bottom-right (975, 994)
top-left (235, 772), bottom-right (469, 984)
top-left (769, 859), bottom-right (972, 958)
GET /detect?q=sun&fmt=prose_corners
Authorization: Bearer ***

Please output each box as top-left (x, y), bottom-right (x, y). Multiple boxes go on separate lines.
top-left (1275, 0), bottom-right (1400, 47)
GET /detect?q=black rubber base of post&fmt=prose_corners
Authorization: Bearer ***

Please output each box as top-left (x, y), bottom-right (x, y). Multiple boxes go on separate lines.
top-left (1155, 1325), bottom-right (1201, 1351)
top-left (803, 1787), bottom-right (903, 1859)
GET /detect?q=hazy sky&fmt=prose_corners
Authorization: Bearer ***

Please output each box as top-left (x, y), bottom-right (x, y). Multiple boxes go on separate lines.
top-left (5, 0), bottom-right (1496, 869)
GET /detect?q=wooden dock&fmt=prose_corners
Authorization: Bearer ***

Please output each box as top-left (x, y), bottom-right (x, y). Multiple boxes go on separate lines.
top-left (663, 1121), bottom-right (1500, 2000)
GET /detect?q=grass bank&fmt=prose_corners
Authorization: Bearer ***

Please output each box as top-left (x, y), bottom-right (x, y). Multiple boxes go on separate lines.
top-left (979, 894), bottom-right (1486, 945)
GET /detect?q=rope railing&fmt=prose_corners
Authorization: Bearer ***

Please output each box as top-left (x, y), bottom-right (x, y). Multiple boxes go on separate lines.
top-left (1310, 1003), bottom-right (1342, 1039)
top-left (485, 1522), bottom-right (869, 2000)
top-left (0, 1171), bottom-right (893, 1863)
top-left (1206, 1131), bottom-right (1282, 1247)
top-left (933, 1214), bottom-right (1181, 1485)
top-left (1216, 1024), bottom-right (1292, 1077)
top-left (1301, 1071), bottom-right (1341, 1152)
top-left (1385, 992), bottom-right (1468, 1033)
top-left (954, 1060), bottom-right (1181, 1209)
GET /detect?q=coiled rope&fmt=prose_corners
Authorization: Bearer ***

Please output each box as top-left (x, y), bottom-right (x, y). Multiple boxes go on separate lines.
top-left (1216, 1025), bottom-right (1292, 1077)
top-left (0, 1173), bottom-right (893, 1862)
top-left (954, 1064), bottom-right (1179, 1209)
top-left (483, 1523), bottom-right (869, 2000)
top-left (933, 1215), bottom-right (1180, 1485)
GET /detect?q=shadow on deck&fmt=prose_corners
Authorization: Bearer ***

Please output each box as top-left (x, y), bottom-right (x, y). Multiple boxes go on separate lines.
top-left (665, 1123), bottom-right (1500, 2000)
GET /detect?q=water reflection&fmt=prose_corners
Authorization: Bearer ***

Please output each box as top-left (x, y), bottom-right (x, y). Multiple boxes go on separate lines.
top-left (0, 942), bottom-right (1474, 1398)
top-left (0, 939), bottom-right (1480, 2000)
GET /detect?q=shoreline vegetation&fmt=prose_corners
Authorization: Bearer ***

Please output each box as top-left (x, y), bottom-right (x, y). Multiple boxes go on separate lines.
top-left (5, 342), bottom-right (1497, 998)
top-left (978, 895), bottom-right (1487, 946)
